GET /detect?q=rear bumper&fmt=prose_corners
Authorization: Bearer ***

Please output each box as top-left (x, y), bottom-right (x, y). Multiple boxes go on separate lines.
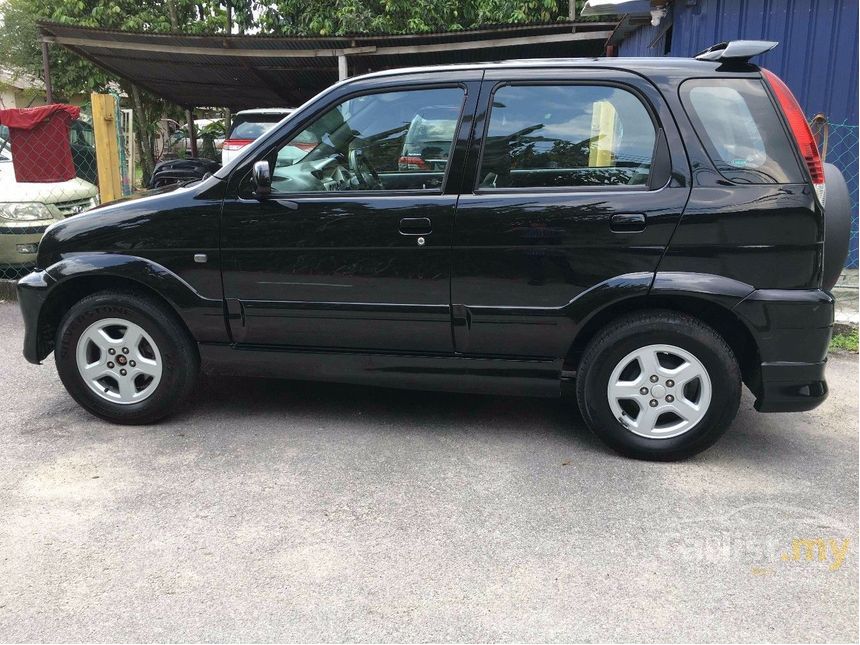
top-left (754, 360), bottom-right (828, 412)
top-left (733, 288), bottom-right (834, 413)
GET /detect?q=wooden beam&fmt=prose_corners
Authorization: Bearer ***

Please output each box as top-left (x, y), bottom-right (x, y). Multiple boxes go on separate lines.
top-left (40, 30), bottom-right (613, 59)
top-left (186, 108), bottom-right (197, 158)
top-left (40, 35), bottom-right (375, 58)
top-left (351, 30), bottom-right (614, 56)
top-left (91, 93), bottom-right (122, 203)
top-left (41, 41), bottom-right (53, 103)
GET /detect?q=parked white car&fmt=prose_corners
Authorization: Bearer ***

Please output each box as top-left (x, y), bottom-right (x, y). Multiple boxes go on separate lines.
top-left (0, 144), bottom-right (98, 271)
top-left (222, 108), bottom-right (294, 165)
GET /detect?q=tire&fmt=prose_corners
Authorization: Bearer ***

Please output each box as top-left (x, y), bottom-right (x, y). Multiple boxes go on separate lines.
top-left (55, 290), bottom-right (199, 424)
top-left (575, 310), bottom-right (741, 461)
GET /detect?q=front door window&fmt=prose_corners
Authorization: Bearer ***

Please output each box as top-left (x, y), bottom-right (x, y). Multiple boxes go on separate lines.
top-left (263, 87), bottom-right (465, 194)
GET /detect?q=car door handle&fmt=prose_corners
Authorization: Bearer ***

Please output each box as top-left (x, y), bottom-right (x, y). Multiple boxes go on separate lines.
top-left (610, 213), bottom-right (646, 233)
top-left (399, 217), bottom-right (432, 236)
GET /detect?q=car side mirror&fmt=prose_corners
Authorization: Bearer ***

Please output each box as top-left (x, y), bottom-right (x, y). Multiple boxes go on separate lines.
top-left (252, 160), bottom-right (272, 198)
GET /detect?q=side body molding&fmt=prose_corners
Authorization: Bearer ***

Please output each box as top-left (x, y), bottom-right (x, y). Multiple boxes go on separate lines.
top-left (452, 272), bottom-right (655, 358)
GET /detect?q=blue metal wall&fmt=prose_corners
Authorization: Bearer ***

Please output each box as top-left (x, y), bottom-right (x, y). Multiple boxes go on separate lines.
top-left (617, 0), bottom-right (859, 268)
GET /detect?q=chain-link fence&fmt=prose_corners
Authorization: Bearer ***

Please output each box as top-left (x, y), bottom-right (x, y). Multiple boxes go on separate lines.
top-left (0, 105), bottom-right (101, 280)
top-left (0, 95), bottom-right (139, 280)
top-left (816, 119), bottom-right (859, 269)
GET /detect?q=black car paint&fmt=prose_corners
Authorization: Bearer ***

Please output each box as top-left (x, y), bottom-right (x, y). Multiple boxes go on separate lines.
top-left (17, 58), bottom-right (834, 413)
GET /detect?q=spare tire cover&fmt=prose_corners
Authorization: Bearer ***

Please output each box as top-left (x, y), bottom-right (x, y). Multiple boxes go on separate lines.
top-left (822, 162), bottom-right (852, 291)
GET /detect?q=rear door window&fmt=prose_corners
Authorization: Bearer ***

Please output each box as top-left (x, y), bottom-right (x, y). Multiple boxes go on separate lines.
top-left (680, 79), bottom-right (802, 184)
top-left (478, 84), bottom-right (657, 189)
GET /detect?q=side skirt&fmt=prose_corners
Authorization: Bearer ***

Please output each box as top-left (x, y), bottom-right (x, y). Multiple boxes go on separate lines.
top-left (199, 343), bottom-right (563, 398)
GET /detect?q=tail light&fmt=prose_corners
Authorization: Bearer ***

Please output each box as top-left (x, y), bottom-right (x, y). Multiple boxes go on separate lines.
top-left (222, 138), bottom-right (254, 151)
top-left (398, 155), bottom-right (430, 171)
top-left (761, 68), bottom-right (825, 206)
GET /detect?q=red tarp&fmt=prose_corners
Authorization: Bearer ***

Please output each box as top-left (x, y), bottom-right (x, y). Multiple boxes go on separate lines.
top-left (0, 104), bottom-right (80, 183)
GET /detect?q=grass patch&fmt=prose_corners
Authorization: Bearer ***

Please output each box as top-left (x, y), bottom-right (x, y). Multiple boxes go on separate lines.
top-left (830, 327), bottom-right (859, 352)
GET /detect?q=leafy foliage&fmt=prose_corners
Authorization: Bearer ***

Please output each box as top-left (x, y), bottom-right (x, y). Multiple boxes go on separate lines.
top-left (254, 0), bottom-right (581, 35)
top-left (0, 0), bottom-right (590, 183)
top-left (830, 327), bottom-right (859, 353)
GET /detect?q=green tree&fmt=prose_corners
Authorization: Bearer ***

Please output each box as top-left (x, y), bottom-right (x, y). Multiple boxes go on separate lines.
top-left (254, 0), bottom-right (583, 35)
top-left (0, 0), bottom-right (237, 182)
top-left (0, 0), bottom-right (591, 183)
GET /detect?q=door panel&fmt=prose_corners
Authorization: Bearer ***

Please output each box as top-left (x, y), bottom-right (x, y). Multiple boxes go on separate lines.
top-left (220, 78), bottom-right (482, 353)
top-left (221, 194), bottom-right (456, 351)
top-left (451, 189), bottom-right (687, 357)
top-left (452, 71), bottom-right (691, 358)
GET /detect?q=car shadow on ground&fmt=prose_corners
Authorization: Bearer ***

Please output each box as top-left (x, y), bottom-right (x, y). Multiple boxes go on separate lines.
top-left (179, 374), bottom-right (612, 451)
top-left (161, 372), bottom-right (815, 467)
top-left (167, 374), bottom-right (798, 464)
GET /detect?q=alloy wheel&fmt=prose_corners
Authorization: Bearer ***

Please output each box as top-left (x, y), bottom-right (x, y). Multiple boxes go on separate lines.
top-left (606, 343), bottom-right (712, 439)
top-left (75, 317), bottom-right (163, 405)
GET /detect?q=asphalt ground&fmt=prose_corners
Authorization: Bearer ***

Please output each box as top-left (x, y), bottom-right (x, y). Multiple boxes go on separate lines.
top-left (0, 301), bottom-right (856, 642)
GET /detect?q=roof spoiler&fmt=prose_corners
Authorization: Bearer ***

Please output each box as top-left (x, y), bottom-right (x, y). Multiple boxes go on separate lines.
top-left (694, 40), bottom-right (778, 63)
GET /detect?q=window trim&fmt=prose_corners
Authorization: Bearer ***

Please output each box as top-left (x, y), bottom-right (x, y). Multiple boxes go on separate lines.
top-left (234, 82), bottom-right (471, 199)
top-left (473, 80), bottom-right (664, 195)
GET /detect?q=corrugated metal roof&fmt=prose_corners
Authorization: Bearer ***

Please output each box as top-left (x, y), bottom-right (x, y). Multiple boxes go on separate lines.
top-left (40, 19), bottom-right (616, 42)
top-left (614, 0), bottom-right (857, 126)
top-left (614, 0), bottom-right (859, 268)
top-left (38, 20), bottom-right (614, 110)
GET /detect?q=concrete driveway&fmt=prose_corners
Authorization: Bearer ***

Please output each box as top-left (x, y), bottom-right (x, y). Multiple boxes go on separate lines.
top-left (0, 301), bottom-right (856, 642)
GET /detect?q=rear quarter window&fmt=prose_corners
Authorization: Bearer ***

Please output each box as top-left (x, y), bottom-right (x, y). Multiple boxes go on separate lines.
top-left (680, 78), bottom-right (803, 184)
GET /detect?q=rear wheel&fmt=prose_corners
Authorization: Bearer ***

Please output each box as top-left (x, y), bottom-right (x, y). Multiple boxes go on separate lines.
top-left (55, 291), bottom-right (198, 424)
top-left (576, 311), bottom-right (741, 460)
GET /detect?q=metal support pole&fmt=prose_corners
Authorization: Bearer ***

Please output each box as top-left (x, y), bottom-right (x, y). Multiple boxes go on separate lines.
top-left (225, 1), bottom-right (232, 139)
top-left (41, 41), bottom-right (53, 104)
top-left (186, 108), bottom-right (198, 158)
top-left (338, 54), bottom-right (348, 81)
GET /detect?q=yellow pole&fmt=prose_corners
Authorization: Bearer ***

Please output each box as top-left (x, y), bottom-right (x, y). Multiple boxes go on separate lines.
top-left (588, 100), bottom-right (617, 168)
top-left (91, 92), bottom-right (122, 203)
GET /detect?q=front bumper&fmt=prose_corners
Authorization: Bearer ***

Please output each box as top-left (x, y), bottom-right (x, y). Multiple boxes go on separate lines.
top-left (0, 223), bottom-right (50, 271)
top-left (734, 289), bottom-right (834, 413)
top-left (17, 269), bottom-right (54, 364)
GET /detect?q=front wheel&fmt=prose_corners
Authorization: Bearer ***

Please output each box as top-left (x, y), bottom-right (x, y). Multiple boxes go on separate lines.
top-left (55, 291), bottom-right (199, 424)
top-left (575, 311), bottom-right (741, 460)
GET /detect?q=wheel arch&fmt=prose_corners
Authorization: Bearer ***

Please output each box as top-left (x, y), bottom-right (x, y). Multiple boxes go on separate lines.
top-left (32, 254), bottom-right (220, 362)
top-left (564, 293), bottom-right (760, 386)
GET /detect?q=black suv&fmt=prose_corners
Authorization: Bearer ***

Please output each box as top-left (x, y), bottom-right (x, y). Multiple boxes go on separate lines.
top-left (17, 41), bottom-right (851, 460)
